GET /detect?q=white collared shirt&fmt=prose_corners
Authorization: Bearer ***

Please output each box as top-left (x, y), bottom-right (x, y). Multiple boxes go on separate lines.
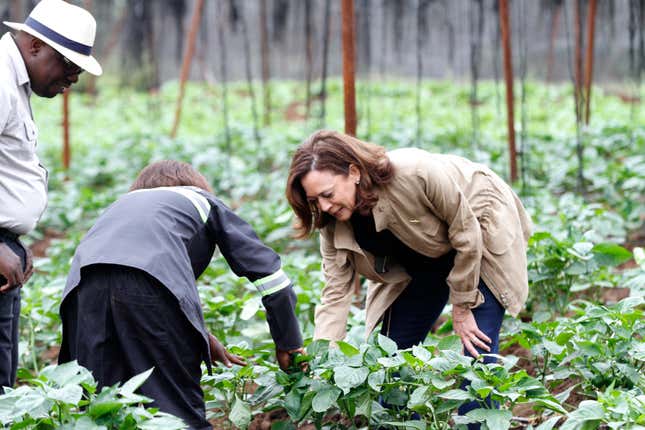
top-left (0, 32), bottom-right (48, 235)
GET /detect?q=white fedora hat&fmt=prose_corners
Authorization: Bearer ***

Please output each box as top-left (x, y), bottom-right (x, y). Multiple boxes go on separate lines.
top-left (3, 0), bottom-right (102, 76)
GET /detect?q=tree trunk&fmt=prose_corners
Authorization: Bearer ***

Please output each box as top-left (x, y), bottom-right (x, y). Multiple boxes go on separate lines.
top-left (170, 0), bottom-right (204, 138)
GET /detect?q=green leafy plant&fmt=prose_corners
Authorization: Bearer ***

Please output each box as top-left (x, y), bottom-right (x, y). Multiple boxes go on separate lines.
top-left (0, 361), bottom-right (186, 429)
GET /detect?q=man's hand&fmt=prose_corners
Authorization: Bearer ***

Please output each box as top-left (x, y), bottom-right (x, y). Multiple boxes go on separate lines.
top-left (276, 347), bottom-right (306, 372)
top-left (22, 243), bottom-right (34, 284)
top-left (0, 242), bottom-right (24, 293)
top-left (208, 333), bottom-right (246, 367)
top-left (452, 305), bottom-right (491, 358)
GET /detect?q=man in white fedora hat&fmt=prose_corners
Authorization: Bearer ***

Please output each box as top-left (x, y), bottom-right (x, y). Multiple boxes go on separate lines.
top-left (0, 0), bottom-right (101, 394)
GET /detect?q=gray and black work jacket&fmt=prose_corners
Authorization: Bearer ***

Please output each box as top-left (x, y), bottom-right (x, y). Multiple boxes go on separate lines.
top-left (62, 186), bottom-right (303, 368)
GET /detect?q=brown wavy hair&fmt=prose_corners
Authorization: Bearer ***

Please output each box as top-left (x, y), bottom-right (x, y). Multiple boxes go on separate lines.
top-left (286, 130), bottom-right (394, 238)
top-left (130, 160), bottom-right (212, 192)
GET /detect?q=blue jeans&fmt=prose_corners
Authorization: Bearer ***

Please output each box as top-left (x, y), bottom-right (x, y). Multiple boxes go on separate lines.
top-left (380, 271), bottom-right (505, 429)
top-left (0, 232), bottom-right (26, 394)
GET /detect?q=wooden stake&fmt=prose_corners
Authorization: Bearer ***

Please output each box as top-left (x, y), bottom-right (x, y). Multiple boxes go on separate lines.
top-left (62, 89), bottom-right (70, 171)
top-left (305, 0), bottom-right (313, 121)
top-left (341, 0), bottom-right (357, 136)
top-left (574, 0), bottom-right (584, 121)
top-left (584, 0), bottom-right (597, 124)
top-left (260, 0), bottom-right (271, 126)
top-left (546, 1), bottom-right (562, 83)
top-left (170, 0), bottom-right (204, 138)
top-left (499, 0), bottom-right (517, 182)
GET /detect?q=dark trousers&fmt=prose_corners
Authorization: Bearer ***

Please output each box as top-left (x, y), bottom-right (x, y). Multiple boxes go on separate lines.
top-left (380, 268), bottom-right (505, 428)
top-left (59, 264), bottom-right (211, 430)
top-left (0, 232), bottom-right (26, 394)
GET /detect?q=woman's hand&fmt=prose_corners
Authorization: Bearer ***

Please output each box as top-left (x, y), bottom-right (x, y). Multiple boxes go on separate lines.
top-left (208, 333), bottom-right (246, 367)
top-left (452, 305), bottom-right (491, 357)
top-left (276, 347), bottom-right (306, 372)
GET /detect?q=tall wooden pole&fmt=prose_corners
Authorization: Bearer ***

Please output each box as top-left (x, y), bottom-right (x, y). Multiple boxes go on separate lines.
top-left (260, 0), bottom-right (271, 126)
top-left (583, 0), bottom-right (597, 125)
top-left (62, 90), bottom-right (70, 171)
top-left (341, 0), bottom-right (357, 136)
top-left (574, 0), bottom-right (584, 122)
top-left (546, 2), bottom-right (562, 83)
top-left (170, 0), bottom-right (204, 138)
top-left (499, 0), bottom-right (517, 182)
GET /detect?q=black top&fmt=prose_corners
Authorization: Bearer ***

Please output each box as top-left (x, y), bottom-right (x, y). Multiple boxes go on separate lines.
top-left (63, 186), bottom-right (302, 362)
top-left (350, 212), bottom-right (455, 274)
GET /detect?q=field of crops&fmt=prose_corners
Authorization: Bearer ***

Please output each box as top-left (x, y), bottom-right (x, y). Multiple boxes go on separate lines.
top-left (0, 78), bottom-right (643, 429)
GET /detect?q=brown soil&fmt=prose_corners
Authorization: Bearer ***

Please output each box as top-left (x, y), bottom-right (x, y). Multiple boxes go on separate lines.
top-left (284, 100), bottom-right (306, 122)
top-left (29, 228), bottom-right (65, 258)
top-left (41, 345), bottom-right (60, 365)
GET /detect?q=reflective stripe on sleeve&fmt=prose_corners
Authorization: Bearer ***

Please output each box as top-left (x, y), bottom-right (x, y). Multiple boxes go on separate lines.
top-left (253, 268), bottom-right (291, 297)
top-left (130, 187), bottom-right (210, 223)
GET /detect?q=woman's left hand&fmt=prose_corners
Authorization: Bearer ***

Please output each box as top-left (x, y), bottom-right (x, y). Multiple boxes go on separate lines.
top-left (452, 305), bottom-right (491, 357)
top-left (208, 333), bottom-right (247, 367)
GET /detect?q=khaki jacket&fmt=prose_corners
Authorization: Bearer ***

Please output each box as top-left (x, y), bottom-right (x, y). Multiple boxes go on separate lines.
top-left (313, 148), bottom-right (533, 342)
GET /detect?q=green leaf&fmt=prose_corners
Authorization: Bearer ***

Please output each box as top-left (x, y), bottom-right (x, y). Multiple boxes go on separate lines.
top-left (70, 416), bottom-right (105, 430)
top-left (88, 400), bottom-right (123, 418)
top-left (438, 389), bottom-right (473, 401)
top-left (633, 247), bottom-right (645, 267)
top-left (567, 400), bottom-right (604, 421)
top-left (333, 366), bottom-right (369, 394)
top-left (139, 414), bottom-right (187, 430)
top-left (229, 395), bottom-right (252, 429)
top-left (270, 422), bottom-right (297, 430)
top-left (240, 297), bottom-right (260, 320)
top-left (543, 340), bottom-right (565, 356)
top-left (368, 369), bottom-right (385, 391)
top-left (535, 416), bottom-right (562, 430)
top-left (46, 384), bottom-right (83, 405)
top-left (466, 408), bottom-right (512, 430)
top-left (311, 385), bottom-right (341, 413)
top-left (407, 386), bottom-right (428, 408)
top-left (437, 335), bottom-right (463, 352)
top-left (592, 243), bottom-right (633, 266)
top-left (381, 420), bottom-right (427, 430)
top-left (336, 341), bottom-right (360, 357)
top-left (120, 368), bottom-right (154, 396)
top-left (412, 344), bottom-right (433, 363)
top-left (378, 334), bottom-right (398, 356)
top-left (377, 355), bottom-right (406, 368)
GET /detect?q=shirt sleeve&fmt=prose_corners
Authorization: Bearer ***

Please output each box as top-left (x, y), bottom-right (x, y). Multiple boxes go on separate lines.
top-left (206, 196), bottom-right (303, 350)
top-left (417, 161), bottom-right (484, 308)
top-left (313, 226), bottom-right (356, 342)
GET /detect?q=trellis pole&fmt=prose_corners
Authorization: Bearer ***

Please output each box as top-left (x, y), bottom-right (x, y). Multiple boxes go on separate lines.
top-left (62, 90), bottom-right (70, 172)
top-left (341, 0), bottom-right (357, 136)
top-left (499, 0), bottom-right (517, 182)
top-left (170, 0), bottom-right (204, 138)
top-left (260, 0), bottom-right (271, 126)
top-left (584, 0), bottom-right (598, 124)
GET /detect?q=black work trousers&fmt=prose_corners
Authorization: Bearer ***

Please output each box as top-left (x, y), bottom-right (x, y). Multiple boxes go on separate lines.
top-left (59, 264), bottom-right (211, 430)
top-left (0, 231), bottom-right (26, 394)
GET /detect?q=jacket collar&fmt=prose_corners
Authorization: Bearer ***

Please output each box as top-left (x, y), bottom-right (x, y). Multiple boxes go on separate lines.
top-left (332, 220), bottom-right (361, 253)
top-left (372, 187), bottom-right (392, 232)
top-left (332, 186), bottom-right (393, 251)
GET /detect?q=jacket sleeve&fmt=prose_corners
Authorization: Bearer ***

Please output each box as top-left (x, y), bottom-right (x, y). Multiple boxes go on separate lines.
top-left (417, 162), bottom-right (484, 309)
top-left (207, 197), bottom-right (303, 350)
top-left (313, 226), bottom-right (355, 342)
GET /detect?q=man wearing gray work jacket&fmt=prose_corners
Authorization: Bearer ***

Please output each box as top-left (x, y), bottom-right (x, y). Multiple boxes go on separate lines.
top-left (0, 0), bottom-right (101, 393)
